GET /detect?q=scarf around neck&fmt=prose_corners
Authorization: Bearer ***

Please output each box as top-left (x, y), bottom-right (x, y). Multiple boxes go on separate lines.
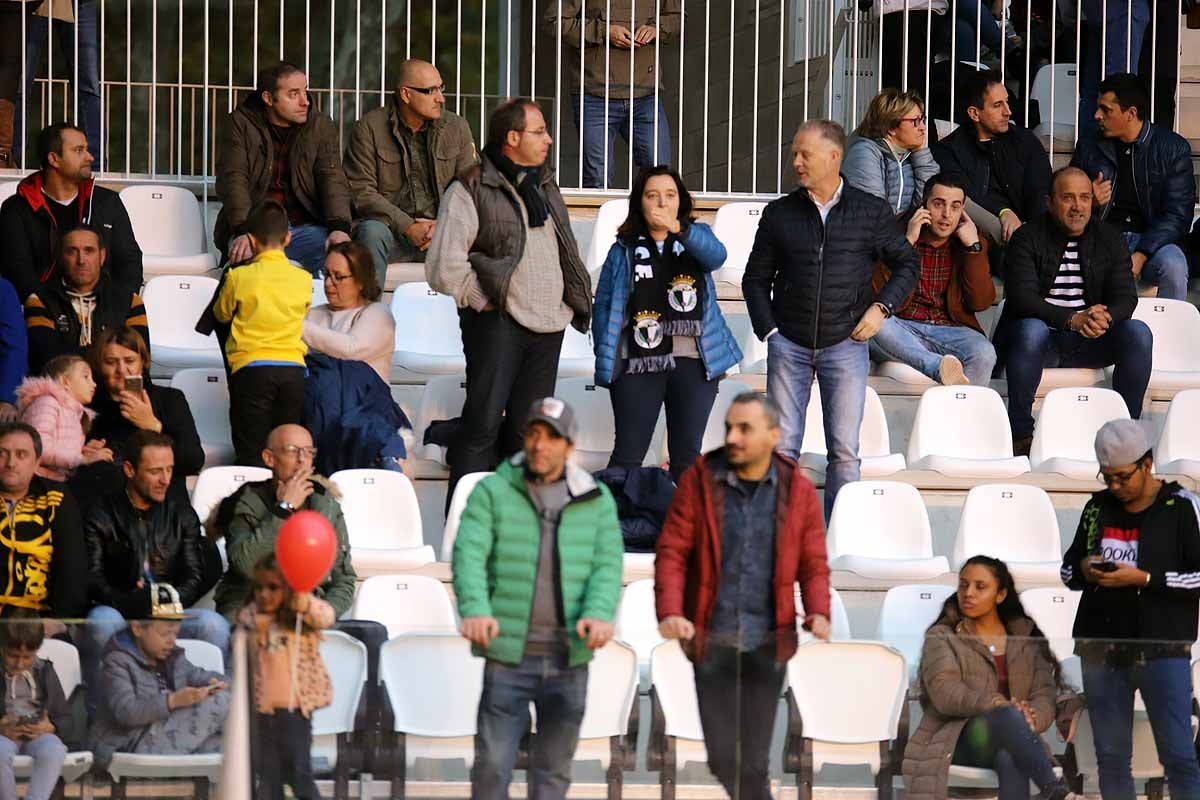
top-left (625, 231), bottom-right (705, 374)
top-left (484, 143), bottom-right (549, 227)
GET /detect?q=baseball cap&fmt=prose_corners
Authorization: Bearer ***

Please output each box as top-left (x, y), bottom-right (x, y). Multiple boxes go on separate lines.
top-left (525, 397), bottom-right (578, 442)
top-left (1094, 418), bottom-right (1155, 469)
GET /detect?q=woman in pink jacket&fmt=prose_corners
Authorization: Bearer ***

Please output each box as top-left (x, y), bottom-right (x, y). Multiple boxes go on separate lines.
top-left (15, 354), bottom-right (112, 481)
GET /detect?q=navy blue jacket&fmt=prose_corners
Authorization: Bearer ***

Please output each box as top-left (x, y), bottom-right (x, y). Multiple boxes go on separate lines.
top-left (0, 278), bottom-right (26, 405)
top-left (1070, 121), bottom-right (1194, 256)
top-left (304, 352), bottom-right (412, 474)
top-left (592, 222), bottom-right (742, 386)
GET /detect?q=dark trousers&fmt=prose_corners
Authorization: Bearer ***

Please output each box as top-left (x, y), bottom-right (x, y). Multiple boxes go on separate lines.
top-left (229, 365), bottom-right (306, 466)
top-left (952, 705), bottom-right (1062, 800)
top-left (448, 308), bottom-right (564, 505)
top-left (608, 357), bottom-right (720, 482)
top-left (694, 644), bottom-right (786, 800)
top-left (253, 710), bottom-right (318, 800)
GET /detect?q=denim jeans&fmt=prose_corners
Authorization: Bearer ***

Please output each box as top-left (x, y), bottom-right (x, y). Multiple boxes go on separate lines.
top-left (352, 219), bottom-right (425, 290)
top-left (995, 316), bottom-right (1153, 439)
top-left (1082, 656), bottom-right (1200, 800)
top-left (571, 93), bottom-right (671, 189)
top-left (766, 332), bottom-right (868, 518)
top-left (284, 224), bottom-right (332, 276)
top-left (16, 0), bottom-right (102, 164)
top-left (1078, 0), bottom-right (1150, 131)
top-left (472, 653), bottom-right (588, 800)
top-left (1125, 233), bottom-right (1189, 301)
top-left (869, 317), bottom-right (998, 387)
top-left (0, 734), bottom-right (67, 800)
top-left (952, 706), bottom-right (1062, 800)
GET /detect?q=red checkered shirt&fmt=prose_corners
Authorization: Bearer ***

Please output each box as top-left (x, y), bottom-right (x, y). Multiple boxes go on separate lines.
top-left (900, 239), bottom-right (954, 325)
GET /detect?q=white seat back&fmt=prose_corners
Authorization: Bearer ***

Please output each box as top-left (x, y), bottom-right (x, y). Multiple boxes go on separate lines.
top-left (584, 200), bottom-right (629, 279)
top-left (411, 375), bottom-right (467, 463)
top-left (389, 283), bottom-right (465, 367)
top-left (170, 369), bottom-right (231, 461)
top-left (178, 639), bottom-right (224, 673)
top-left (1030, 63), bottom-right (1079, 127)
top-left (311, 278), bottom-right (328, 307)
top-left (801, 385), bottom-right (894, 459)
top-left (120, 185), bottom-right (209, 258)
top-left (1156, 389), bottom-right (1200, 467)
top-left (190, 465), bottom-right (273, 527)
top-left (701, 381), bottom-right (756, 453)
top-left (142, 276), bottom-right (222, 351)
top-left (875, 584), bottom-right (955, 677)
top-left (330, 469), bottom-right (424, 551)
top-left (787, 642), bottom-right (907, 744)
top-left (441, 471), bottom-right (493, 561)
top-left (953, 484), bottom-right (1061, 568)
top-left (555, 377), bottom-right (662, 471)
top-left (312, 631), bottom-right (367, 737)
top-left (1133, 298), bottom-right (1200, 372)
top-left (908, 386), bottom-right (1016, 462)
top-left (711, 202), bottom-right (766, 285)
top-left (38, 639), bottom-right (82, 697)
top-left (794, 586), bottom-right (853, 640)
top-left (1030, 387), bottom-right (1132, 468)
top-left (381, 633), bottom-right (484, 737)
top-left (1019, 587), bottom-right (1082, 664)
top-left (827, 481), bottom-right (935, 561)
top-left (580, 640), bottom-right (639, 739)
top-left (350, 574), bottom-right (457, 639)
top-left (649, 640), bottom-right (703, 740)
top-left (0, 182), bottom-right (19, 207)
top-left (615, 579), bottom-right (665, 672)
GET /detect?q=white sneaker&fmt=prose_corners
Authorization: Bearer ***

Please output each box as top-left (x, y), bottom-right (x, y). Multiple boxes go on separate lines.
top-left (938, 354), bottom-right (969, 386)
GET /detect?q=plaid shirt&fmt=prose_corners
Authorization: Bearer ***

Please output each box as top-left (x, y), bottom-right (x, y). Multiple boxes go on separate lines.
top-left (265, 123), bottom-right (313, 227)
top-left (900, 238), bottom-right (954, 325)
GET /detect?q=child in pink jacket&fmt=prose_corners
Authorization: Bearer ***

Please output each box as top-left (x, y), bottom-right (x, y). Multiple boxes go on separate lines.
top-left (15, 354), bottom-right (112, 481)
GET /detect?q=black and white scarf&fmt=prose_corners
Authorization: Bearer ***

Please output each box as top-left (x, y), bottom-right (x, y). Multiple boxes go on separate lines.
top-left (625, 232), bottom-right (705, 374)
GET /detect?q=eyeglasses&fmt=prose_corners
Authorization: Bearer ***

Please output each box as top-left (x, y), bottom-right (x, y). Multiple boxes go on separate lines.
top-left (405, 84), bottom-right (445, 95)
top-left (518, 127), bottom-right (550, 138)
top-left (324, 271), bottom-right (354, 284)
top-left (275, 445), bottom-right (318, 458)
top-left (899, 115), bottom-right (927, 126)
top-left (1098, 465), bottom-right (1141, 486)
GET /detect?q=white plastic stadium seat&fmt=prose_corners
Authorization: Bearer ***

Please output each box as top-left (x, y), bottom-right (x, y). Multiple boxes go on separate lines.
top-left (572, 641), bottom-right (639, 774)
top-left (190, 465), bottom-right (272, 530)
top-left (784, 642), bottom-right (908, 794)
top-left (584, 199), bottom-right (629, 285)
top-left (874, 359), bottom-right (937, 387)
top-left (311, 277), bottom-right (327, 307)
top-left (794, 586), bottom-right (853, 642)
top-left (700, 380), bottom-right (757, 453)
top-left (407, 374), bottom-right (467, 476)
top-left (311, 631), bottom-right (368, 773)
top-left (440, 471), bottom-right (493, 561)
top-left (330, 469), bottom-right (434, 574)
top-left (615, 579), bottom-right (665, 691)
top-left (1129, 298), bottom-right (1200, 394)
top-left (906, 386), bottom-right (1030, 478)
top-left (170, 369), bottom-right (233, 466)
top-left (558, 324), bottom-right (596, 379)
top-left (875, 584), bottom-right (955, 682)
top-left (350, 574), bottom-right (457, 639)
top-left (1019, 587), bottom-right (1083, 680)
top-left (26, 641), bottom-right (92, 784)
top-left (389, 282), bottom-right (466, 375)
top-left (0, 181), bottom-right (18, 207)
top-left (799, 385), bottom-right (906, 478)
top-left (647, 640), bottom-right (708, 786)
top-left (710, 201), bottom-right (766, 289)
top-left (120, 185), bottom-right (218, 277)
top-left (555, 377), bottom-right (663, 473)
top-left (727, 313), bottom-right (768, 375)
top-left (1155, 389), bottom-right (1200, 479)
top-left (142, 275), bottom-right (224, 377)
top-left (952, 485), bottom-right (1062, 587)
top-left (826, 481), bottom-right (950, 581)
top-left (1030, 387), bottom-right (1131, 480)
top-left (1030, 64), bottom-right (1080, 152)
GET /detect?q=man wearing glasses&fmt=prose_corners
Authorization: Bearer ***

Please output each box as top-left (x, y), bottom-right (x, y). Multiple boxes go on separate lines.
top-left (212, 423), bottom-right (357, 622)
top-left (345, 59), bottom-right (478, 286)
top-left (1061, 418), bottom-right (1200, 800)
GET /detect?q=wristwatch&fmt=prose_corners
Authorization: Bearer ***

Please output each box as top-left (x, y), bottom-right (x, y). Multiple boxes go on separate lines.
top-left (278, 500), bottom-right (295, 513)
top-left (965, 241), bottom-right (983, 253)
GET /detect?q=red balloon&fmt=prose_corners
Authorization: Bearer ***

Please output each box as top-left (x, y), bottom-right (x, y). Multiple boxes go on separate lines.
top-left (275, 510), bottom-right (338, 593)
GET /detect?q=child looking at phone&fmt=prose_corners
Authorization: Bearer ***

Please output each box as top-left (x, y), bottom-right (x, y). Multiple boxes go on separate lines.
top-left (15, 354), bottom-right (112, 481)
top-left (238, 554), bottom-right (333, 800)
top-left (0, 616), bottom-right (71, 800)
top-left (90, 585), bottom-right (229, 769)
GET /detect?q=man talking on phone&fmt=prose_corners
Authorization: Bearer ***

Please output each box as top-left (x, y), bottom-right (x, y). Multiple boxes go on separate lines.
top-left (1061, 418), bottom-right (1200, 799)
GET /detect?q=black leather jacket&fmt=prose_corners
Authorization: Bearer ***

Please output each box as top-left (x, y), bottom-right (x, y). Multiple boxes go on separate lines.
top-left (83, 486), bottom-right (206, 615)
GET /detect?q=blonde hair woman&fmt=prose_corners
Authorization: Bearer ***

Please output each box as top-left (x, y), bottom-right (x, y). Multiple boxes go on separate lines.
top-left (843, 88), bottom-right (939, 216)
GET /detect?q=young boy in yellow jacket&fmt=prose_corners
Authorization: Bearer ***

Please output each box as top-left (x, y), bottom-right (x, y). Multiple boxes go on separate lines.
top-left (212, 200), bottom-right (312, 466)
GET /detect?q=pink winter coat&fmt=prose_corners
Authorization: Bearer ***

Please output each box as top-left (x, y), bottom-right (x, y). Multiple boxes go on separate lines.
top-left (15, 376), bottom-right (95, 481)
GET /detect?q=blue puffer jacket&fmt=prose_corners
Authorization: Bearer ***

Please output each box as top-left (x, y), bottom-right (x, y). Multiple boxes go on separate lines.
top-left (592, 222), bottom-right (741, 386)
top-left (843, 135), bottom-right (938, 217)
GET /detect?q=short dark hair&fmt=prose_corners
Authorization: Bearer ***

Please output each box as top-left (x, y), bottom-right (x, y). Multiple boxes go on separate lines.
top-left (325, 241), bottom-right (382, 302)
top-left (617, 166), bottom-right (695, 241)
top-left (126, 430), bottom-right (175, 469)
top-left (486, 98), bottom-right (541, 150)
top-left (0, 422), bottom-right (42, 458)
top-left (0, 611), bottom-right (45, 653)
top-left (59, 223), bottom-right (107, 257)
top-left (37, 122), bottom-right (87, 170)
top-left (257, 61), bottom-right (305, 100)
top-left (729, 391), bottom-right (782, 430)
top-left (962, 69), bottom-right (1005, 116)
top-left (243, 200), bottom-right (290, 247)
top-left (1098, 72), bottom-right (1150, 120)
top-left (922, 172), bottom-right (969, 205)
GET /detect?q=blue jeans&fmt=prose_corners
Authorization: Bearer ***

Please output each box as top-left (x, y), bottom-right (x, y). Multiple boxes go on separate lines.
top-left (472, 654), bottom-right (588, 800)
top-left (1079, 0), bottom-right (1151, 131)
top-left (996, 316), bottom-right (1153, 438)
top-left (1126, 233), bottom-right (1188, 301)
top-left (952, 706), bottom-right (1063, 800)
top-left (572, 93), bottom-right (671, 189)
top-left (869, 317), bottom-right (998, 387)
top-left (766, 332), bottom-right (868, 519)
top-left (352, 219), bottom-right (424, 290)
top-left (0, 734), bottom-right (67, 800)
top-left (1082, 656), bottom-right (1200, 800)
top-left (284, 224), bottom-right (331, 276)
top-left (16, 0), bottom-right (102, 164)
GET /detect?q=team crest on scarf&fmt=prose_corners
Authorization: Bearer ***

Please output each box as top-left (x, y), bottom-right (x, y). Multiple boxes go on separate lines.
top-left (668, 275), bottom-right (698, 313)
top-left (633, 311), bottom-right (664, 351)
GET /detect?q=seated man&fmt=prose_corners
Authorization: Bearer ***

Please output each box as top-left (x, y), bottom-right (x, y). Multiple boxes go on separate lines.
top-left (212, 423), bottom-right (356, 621)
top-left (345, 58), bottom-right (477, 284)
top-left (82, 430), bottom-right (228, 679)
top-left (214, 62), bottom-right (352, 275)
top-left (0, 123), bottom-right (142, 302)
top-left (0, 421), bottom-right (88, 618)
top-left (995, 167), bottom-right (1152, 456)
top-left (24, 225), bottom-right (148, 375)
top-left (931, 69), bottom-right (1051, 253)
top-left (1071, 73), bottom-right (1194, 301)
top-left (869, 173), bottom-right (997, 387)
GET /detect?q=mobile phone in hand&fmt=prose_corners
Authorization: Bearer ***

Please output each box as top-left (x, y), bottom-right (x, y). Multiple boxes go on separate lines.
top-left (124, 375), bottom-right (144, 394)
top-left (1094, 561), bottom-right (1119, 573)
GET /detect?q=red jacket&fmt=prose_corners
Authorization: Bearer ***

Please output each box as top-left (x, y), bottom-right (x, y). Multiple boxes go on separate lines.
top-left (654, 449), bottom-right (831, 662)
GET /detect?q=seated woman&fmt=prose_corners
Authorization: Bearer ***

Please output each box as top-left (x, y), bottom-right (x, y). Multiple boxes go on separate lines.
top-left (843, 88), bottom-right (938, 218)
top-left (904, 556), bottom-right (1079, 800)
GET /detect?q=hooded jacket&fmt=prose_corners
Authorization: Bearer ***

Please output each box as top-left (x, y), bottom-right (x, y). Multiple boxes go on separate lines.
top-left (23, 272), bottom-right (148, 375)
top-left (15, 376), bottom-right (95, 482)
top-left (0, 172), bottom-right (143, 301)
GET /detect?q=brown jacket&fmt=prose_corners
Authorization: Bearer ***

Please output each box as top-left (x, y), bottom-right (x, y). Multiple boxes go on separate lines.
top-left (542, 0), bottom-right (682, 99)
top-left (872, 235), bottom-right (995, 333)
top-left (213, 93), bottom-right (353, 254)
top-left (902, 609), bottom-right (1058, 800)
top-left (344, 100), bottom-right (477, 239)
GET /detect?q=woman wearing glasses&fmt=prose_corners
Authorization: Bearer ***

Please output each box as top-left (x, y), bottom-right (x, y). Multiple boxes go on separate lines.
top-left (843, 89), bottom-right (940, 218)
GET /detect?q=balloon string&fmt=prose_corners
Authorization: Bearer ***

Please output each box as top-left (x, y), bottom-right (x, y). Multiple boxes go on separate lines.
top-left (289, 612), bottom-right (301, 713)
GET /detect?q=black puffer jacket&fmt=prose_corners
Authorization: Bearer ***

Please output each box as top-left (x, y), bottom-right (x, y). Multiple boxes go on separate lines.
top-left (83, 486), bottom-right (206, 614)
top-left (742, 182), bottom-right (920, 348)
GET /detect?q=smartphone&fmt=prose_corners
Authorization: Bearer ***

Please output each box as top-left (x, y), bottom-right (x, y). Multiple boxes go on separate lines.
top-left (1094, 561), bottom-right (1119, 573)
top-left (124, 375), bottom-right (143, 394)
top-left (16, 713), bottom-right (39, 726)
